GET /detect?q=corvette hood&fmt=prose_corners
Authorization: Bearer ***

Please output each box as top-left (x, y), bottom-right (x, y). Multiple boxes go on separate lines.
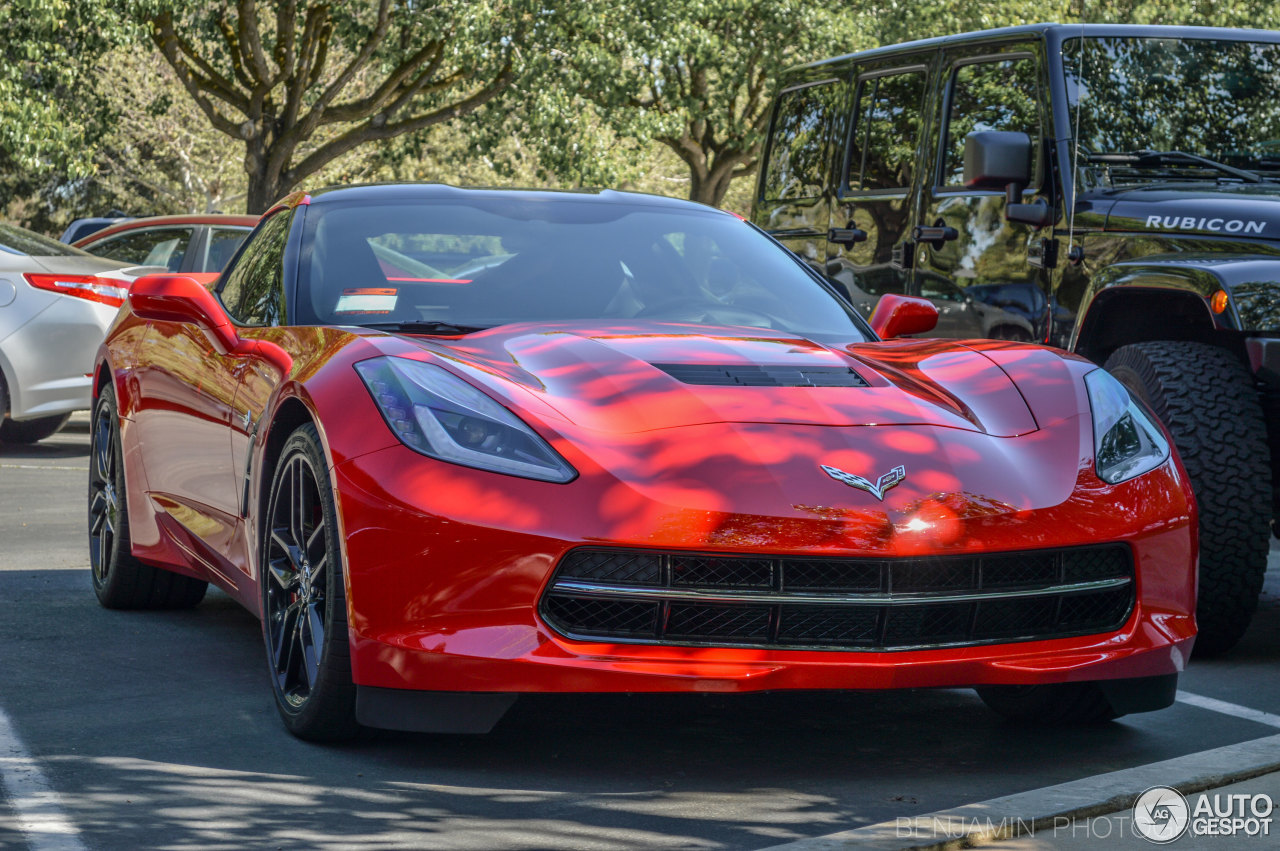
top-left (406, 323), bottom-right (1038, 437)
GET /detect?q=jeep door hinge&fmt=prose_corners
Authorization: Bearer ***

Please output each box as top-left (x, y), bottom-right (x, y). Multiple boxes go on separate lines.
top-left (1029, 237), bottom-right (1058, 269)
top-left (891, 240), bottom-right (915, 271)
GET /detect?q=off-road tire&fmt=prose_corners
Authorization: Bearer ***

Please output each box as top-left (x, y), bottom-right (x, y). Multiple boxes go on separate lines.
top-left (261, 424), bottom-right (360, 742)
top-left (975, 683), bottom-right (1120, 724)
top-left (89, 386), bottom-right (208, 609)
top-left (1105, 341), bottom-right (1270, 655)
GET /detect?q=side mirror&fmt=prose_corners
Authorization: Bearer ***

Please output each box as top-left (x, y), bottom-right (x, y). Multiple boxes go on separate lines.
top-left (870, 294), bottom-right (939, 339)
top-left (963, 131), bottom-right (1054, 228)
top-left (129, 274), bottom-right (239, 353)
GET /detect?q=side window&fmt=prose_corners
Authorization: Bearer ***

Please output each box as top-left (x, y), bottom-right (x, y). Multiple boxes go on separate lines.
top-left (847, 71), bottom-right (927, 192)
top-left (90, 227), bottom-right (194, 272)
top-left (203, 227), bottom-right (252, 273)
top-left (219, 211), bottom-right (291, 326)
top-left (761, 80), bottom-right (842, 201)
top-left (941, 57), bottom-right (1041, 186)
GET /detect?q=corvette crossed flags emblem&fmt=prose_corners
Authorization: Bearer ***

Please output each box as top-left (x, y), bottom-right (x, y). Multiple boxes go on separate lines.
top-left (821, 464), bottom-right (906, 501)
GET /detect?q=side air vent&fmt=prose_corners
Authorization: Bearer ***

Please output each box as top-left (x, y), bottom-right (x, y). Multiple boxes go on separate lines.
top-left (653, 363), bottom-right (869, 387)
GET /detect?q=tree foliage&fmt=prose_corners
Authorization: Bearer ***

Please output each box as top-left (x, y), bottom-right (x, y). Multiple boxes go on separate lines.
top-left (138, 0), bottom-right (535, 211)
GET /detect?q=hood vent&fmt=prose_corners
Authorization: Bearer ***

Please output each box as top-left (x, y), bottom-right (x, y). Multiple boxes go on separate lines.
top-left (653, 363), bottom-right (869, 388)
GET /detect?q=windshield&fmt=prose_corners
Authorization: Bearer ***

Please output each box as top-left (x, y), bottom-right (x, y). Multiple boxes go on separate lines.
top-left (0, 222), bottom-right (90, 257)
top-left (298, 197), bottom-right (870, 340)
top-left (1065, 36), bottom-right (1280, 182)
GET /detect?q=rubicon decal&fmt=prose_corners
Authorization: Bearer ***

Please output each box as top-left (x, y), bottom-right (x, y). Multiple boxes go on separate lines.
top-left (821, 463), bottom-right (906, 501)
top-left (1144, 215), bottom-right (1266, 234)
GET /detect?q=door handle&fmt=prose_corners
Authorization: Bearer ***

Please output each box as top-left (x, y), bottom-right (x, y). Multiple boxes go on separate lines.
top-left (827, 225), bottom-right (868, 247)
top-left (912, 224), bottom-right (959, 247)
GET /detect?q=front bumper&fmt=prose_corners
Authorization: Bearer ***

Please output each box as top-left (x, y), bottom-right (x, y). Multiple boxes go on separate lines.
top-left (332, 436), bottom-right (1197, 696)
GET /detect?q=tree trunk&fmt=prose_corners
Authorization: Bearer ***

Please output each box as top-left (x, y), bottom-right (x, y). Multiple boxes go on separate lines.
top-left (246, 171), bottom-right (287, 214)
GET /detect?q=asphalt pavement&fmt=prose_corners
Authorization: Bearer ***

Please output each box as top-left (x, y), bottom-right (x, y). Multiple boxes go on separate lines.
top-left (3, 415), bottom-right (1280, 850)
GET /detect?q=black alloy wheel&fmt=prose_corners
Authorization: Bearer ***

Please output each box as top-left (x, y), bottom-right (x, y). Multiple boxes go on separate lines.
top-left (261, 424), bottom-right (359, 741)
top-left (89, 384), bottom-right (207, 609)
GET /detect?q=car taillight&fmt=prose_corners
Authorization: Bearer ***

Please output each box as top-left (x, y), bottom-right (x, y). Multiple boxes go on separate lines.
top-left (22, 273), bottom-right (129, 308)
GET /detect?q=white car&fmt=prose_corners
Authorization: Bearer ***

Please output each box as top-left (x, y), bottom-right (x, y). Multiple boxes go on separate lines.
top-left (0, 223), bottom-right (140, 445)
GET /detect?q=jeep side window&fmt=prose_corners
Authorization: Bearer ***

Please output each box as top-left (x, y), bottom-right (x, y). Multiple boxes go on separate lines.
top-left (847, 70), bottom-right (927, 192)
top-left (941, 58), bottom-right (1041, 186)
top-left (761, 80), bottom-right (842, 201)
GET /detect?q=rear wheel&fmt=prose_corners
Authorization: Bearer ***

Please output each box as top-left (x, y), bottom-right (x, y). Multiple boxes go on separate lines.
top-left (976, 683), bottom-right (1118, 724)
top-left (261, 424), bottom-right (360, 741)
top-left (1104, 341), bottom-right (1270, 655)
top-left (89, 385), bottom-right (208, 609)
top-left (0, 413), bottom-right (70, 444)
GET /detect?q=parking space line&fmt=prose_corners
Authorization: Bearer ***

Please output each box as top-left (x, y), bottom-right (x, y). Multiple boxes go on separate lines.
top-left (1176, 690), bottom-right (1280, 728)
top-left (0, 465), bottom-right (86, 472)
top-left (0, 707), bottom-right (86, 851)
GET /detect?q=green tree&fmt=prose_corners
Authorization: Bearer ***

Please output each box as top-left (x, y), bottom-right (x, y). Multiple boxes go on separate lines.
top-left (541, 0), bottom-right (868, 208)
top-left (142, 0), bottom-right (534, 212)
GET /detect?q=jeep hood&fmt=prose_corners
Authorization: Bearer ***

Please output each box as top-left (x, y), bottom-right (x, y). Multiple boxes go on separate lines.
top-left (1093, 184), bottom-right (1280, 239)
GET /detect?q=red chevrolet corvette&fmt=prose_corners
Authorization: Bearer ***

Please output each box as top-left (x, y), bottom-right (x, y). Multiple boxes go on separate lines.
top-left (89, 185), bottom-right (1196, 741)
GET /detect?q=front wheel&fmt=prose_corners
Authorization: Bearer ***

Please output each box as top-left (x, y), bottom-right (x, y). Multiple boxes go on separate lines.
top-left (261, 424), bottom-right (360, 741)
top-left (1104, 341), bottom-right (1271, 655)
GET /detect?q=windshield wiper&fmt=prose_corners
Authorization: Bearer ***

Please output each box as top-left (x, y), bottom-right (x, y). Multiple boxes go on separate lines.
top-left (359, 320), bottom-right (491, 335)
top-left (1086, 150), bottom-right (1263, 184)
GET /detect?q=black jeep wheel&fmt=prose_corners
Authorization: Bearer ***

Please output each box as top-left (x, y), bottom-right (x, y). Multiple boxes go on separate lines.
top-left (975, 683), bottom-right (1119, 724)
top-left (261, 424), bottom-right (360, 741)
top-left (1105, 341), bottom-right (1270, 655)
top-left (89, 385), bottom-right (208, 609)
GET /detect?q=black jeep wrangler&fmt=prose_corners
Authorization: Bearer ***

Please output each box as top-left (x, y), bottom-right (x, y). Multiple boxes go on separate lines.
top-left (752, 24), bottom-right (1280, 654)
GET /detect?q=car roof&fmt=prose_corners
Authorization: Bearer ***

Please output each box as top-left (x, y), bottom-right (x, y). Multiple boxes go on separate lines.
top-left (296, 183), bottom-right (724, 214)
top-left (788, 23), bottom-right (1280, 75)
top-left (73, 214), bottom-right (260, 246)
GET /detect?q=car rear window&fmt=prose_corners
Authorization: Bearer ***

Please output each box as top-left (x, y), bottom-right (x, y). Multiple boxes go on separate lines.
top-left (0, 223), bottom-right (89, 257)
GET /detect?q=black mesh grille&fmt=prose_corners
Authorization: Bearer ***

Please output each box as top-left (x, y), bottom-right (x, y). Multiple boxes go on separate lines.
top-left (654, 364), bottom-right (869, 387)
top-left (780, 606), bottom-right (879, 645)
top-left (982, 552), bottom-right (1059, 588)
top-left (543, 597), bottom-right (659, 637)
top-left (555, 551), bottom-right (662, 585)
top-left (667, 605), bottom-right (771, 641)
top-left (540, 545), bottom-right (1134, 651)
top-left (785, 560), bottom-right (883, 592)
top-left (1063, 547), bottom-right (1130, 583)
top-left (672, 555), bottom-right (772, 588)
top-left (891, 559), bottom-right (975, 592)
top-left (974, 596), bottom-right (1059, 638)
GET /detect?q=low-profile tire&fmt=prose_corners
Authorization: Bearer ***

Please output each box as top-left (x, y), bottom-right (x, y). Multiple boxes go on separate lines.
top-left (261, 423), bottom-right (360, 742)
top-left (1104, 341), bottom-right (1270, 656)
top-left (975, 683), bottom-right (1119, 725)
top-left (1, 412), bottom-right (71, 445)
top-left (89, 385), bottom-right (208, 609)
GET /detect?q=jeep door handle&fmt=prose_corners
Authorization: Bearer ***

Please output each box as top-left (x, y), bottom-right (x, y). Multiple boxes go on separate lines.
top-left (828, 226), bottom-right (868, 246)
top-left (912, 225), bottom-right (959, 244)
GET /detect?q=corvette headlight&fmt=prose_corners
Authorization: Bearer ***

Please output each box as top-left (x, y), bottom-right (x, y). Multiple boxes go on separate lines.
top-left (1084, 368), bottom-right (1170, 484)
top-left (355, 357), bottom-right (576, 483)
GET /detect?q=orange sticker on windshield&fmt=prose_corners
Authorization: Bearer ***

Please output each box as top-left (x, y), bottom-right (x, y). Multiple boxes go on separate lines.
top-left (335, 287), bottom-right (398, 314)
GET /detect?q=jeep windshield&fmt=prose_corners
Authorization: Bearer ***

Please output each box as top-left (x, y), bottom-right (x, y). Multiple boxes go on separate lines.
top-left (1065, 36), bottom-right (1280, 184)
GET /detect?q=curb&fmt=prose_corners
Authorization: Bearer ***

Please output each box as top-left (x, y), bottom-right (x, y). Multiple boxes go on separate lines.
top-left (758, 733), bottom-right (1280, 850)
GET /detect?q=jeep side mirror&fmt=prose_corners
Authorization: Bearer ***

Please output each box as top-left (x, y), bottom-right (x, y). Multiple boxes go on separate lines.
top-left (963, 131), bottom-right (1054, 228)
